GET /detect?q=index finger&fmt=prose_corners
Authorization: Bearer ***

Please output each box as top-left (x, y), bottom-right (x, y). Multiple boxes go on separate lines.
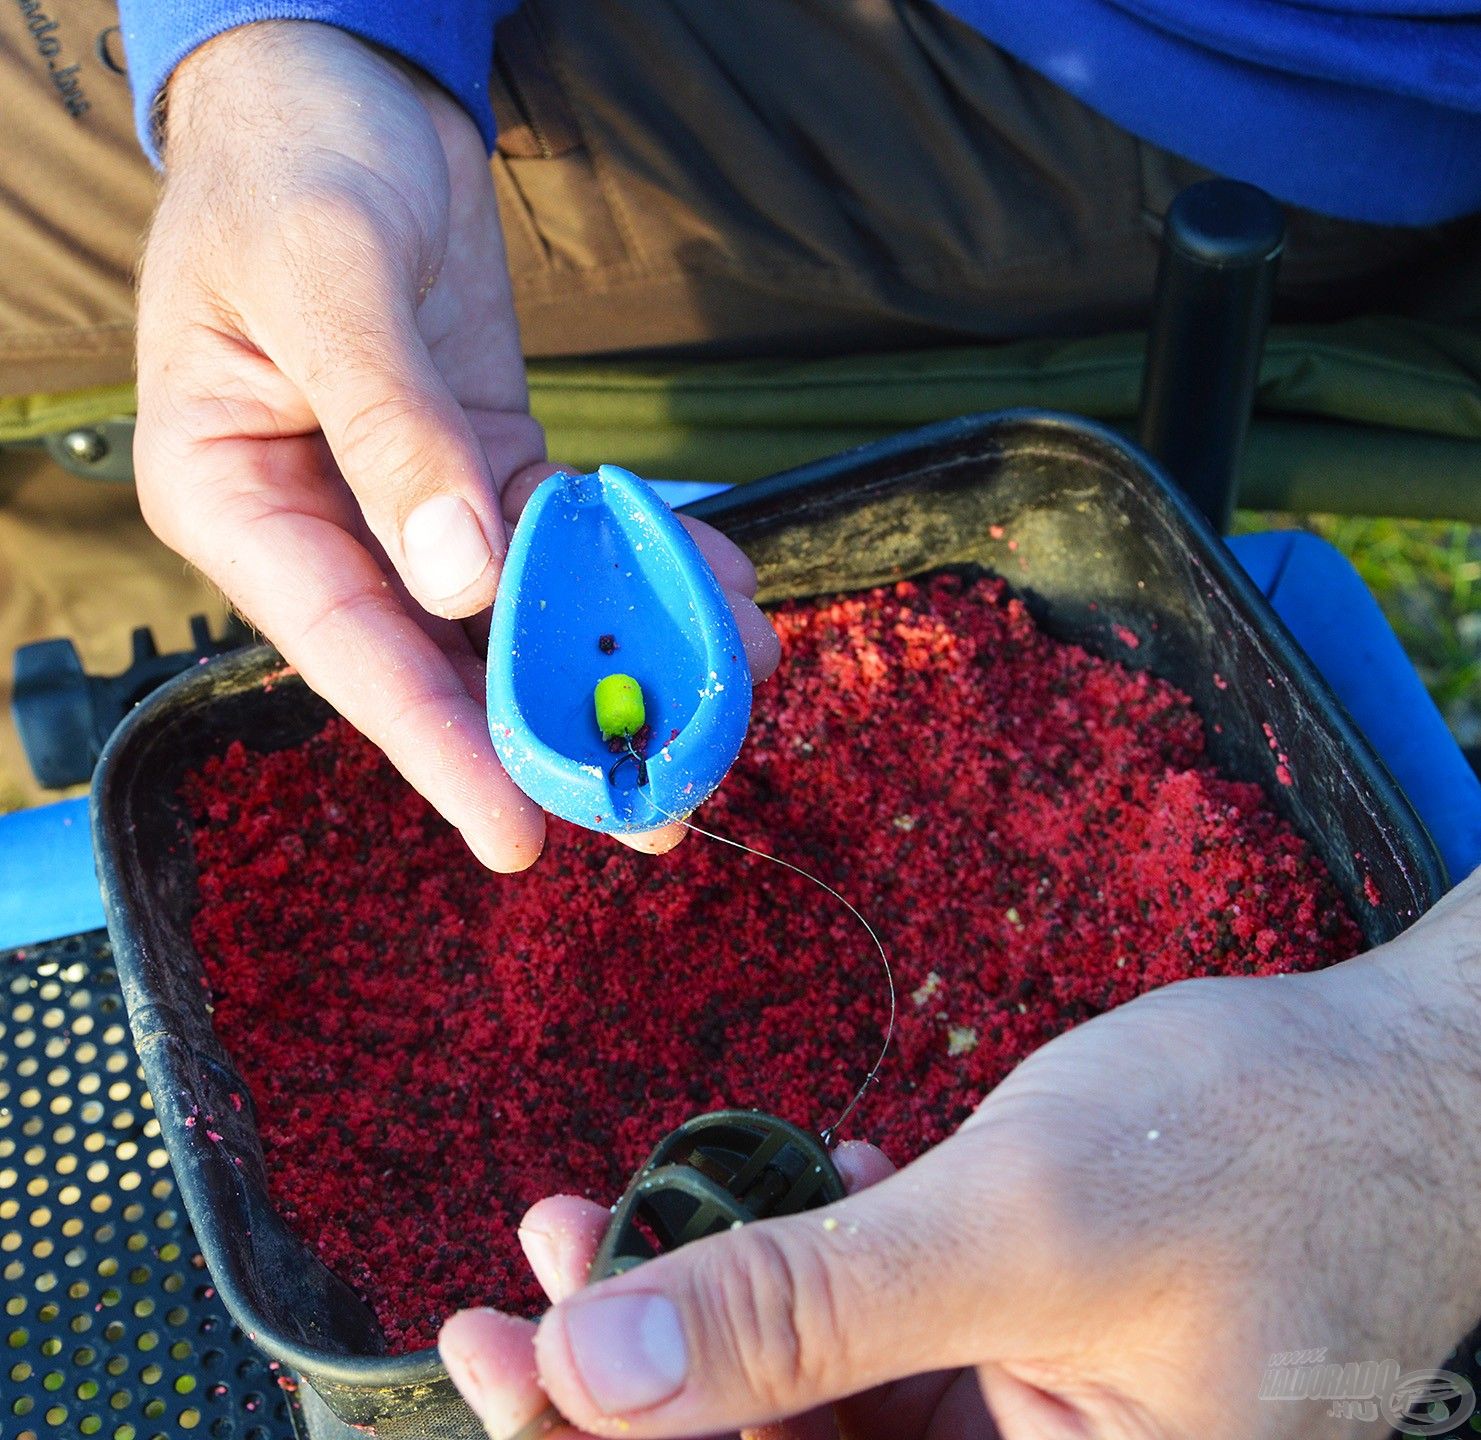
top-left (440, 1310), bottom-right (592, 1440)
top-left (161, 437), bottom-right (546, 872)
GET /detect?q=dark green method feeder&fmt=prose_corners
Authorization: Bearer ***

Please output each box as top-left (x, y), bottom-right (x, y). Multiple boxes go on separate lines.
top-left (590, 1109), bottom-right (847, 1281)
top-left (511, 1113), bottom-right (846, 1440)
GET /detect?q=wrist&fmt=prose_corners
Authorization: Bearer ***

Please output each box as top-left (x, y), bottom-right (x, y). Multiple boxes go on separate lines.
top-left (1357, 865), bottom-right (1481, 1016)
top-left (162, 21), bottom-right (396, 165)
top-left (1322, 891), bottom-right (1481, 1332)
top-left (163, 23), bottom-right (283, 161)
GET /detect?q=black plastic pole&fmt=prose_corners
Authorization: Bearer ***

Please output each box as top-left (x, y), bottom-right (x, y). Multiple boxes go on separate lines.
top-left (1137, 179), bottom-right (1285, 534)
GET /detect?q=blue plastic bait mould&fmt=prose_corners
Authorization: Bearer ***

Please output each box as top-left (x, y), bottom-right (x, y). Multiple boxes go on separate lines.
top-left (487, 465), bottom-right (752, 833)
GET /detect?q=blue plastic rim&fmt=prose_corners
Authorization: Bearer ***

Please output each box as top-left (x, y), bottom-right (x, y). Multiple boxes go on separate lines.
top-left (487, 465), bottom-right (753, 833)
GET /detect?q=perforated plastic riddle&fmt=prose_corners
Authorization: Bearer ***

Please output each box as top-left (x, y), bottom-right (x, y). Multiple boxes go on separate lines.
top-left (1, 932), bottom-right (297, 1440)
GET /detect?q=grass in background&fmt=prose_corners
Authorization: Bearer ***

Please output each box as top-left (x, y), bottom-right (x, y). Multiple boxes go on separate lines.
top-left (1243, 515), bottom-right (1481, 756)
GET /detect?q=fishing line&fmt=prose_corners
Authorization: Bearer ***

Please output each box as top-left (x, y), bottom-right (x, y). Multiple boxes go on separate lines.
top-left (644, 769), bottom-right (896, 1147)
top-left (501, 758), bottom-right (896, 1440)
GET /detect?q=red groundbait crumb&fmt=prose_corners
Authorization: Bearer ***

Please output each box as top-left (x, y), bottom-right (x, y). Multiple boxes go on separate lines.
top-left (182, 575), bottom-right (1360, 1351)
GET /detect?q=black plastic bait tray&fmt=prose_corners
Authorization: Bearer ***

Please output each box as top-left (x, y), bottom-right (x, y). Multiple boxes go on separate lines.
top-left (90, 411), bottom-right (1445, 1437)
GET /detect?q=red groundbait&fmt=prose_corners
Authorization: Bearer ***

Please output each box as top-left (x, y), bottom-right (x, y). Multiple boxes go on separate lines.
top-left (183, 574), bottom-right (1359, 1351)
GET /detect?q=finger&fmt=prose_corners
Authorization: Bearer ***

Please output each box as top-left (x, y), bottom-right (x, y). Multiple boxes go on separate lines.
top-left (678, 514), bottom-right (758, 599)
top-left (977, 1366), bottom-right (1084, 1438)
top-left (440, 1309), bottom-right (587, 1440)
top-left (741, 1144), bottom-right (894, 1440)
top-left (615, 822), bottom-right (688, 857)
top-left (828, 1141), bottom-right (895, 1194)
top-left (799, 1152), bottom-right (994, 1440)
top-left (501, 462), bottom-right (570, 523)
top-left (150, 436), bottom-right (546, 872)
top-left (520, 1197), bottom-right (613, 1305)
top-left (731, 593), bottom-right (781, 682)
top-left (532, 1135), bottom-right (1027, 1437)
top-left (272, 256), bottom-right (543, 620)
top-left (518, 1148), bottom-right (897, 1314)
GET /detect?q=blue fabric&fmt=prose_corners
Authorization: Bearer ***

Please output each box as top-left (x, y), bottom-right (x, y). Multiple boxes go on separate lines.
top-left (942, 0), bottom-right (1481, 224)
top-left (0, 798), bottom-right (103, 950)
top-left (117, 1), bottom-right (513, 165)
top-left (118, 0), bottom-right (1481, 221)
top-left (1230, 531), bottom-right (1481, 883)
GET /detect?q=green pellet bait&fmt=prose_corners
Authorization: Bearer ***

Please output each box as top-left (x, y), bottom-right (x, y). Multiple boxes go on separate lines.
top-left (594, 673), bottom-right (646, 740)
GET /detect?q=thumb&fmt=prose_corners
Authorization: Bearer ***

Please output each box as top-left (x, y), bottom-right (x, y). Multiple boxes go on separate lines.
top-left (531, 1137), bottom-right (1024, 1437)
top-left (284, 291), bottom-right (543, 619)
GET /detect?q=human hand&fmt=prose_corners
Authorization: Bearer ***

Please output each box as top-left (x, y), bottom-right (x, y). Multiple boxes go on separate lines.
top-left (134, 21), bottom-right (776, 871)
top-left (441, 871), bottom-right (1481, 1438)
top-left (439, 1141), bottom-right (897, 1440)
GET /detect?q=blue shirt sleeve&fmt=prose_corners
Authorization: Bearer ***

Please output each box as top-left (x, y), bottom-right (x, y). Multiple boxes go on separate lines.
top-left (118, 2), bottom-right (517, 165)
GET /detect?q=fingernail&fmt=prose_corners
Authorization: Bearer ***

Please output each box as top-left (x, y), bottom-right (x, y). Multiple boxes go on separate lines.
top-left (561, 1291), bottom-right (687, 1415)
top-left (402, 494), bottom-right (493, 600)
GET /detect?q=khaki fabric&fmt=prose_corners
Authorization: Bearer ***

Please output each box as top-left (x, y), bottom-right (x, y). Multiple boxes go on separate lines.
top-left (490, 0), bottom-right (1479, 358)
top-left (4, 0), bottom-right (1475, 400)
top-left (0, 0), bottom-right (152, 395)
top-left (0, 449), bottom-right (227, 808)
